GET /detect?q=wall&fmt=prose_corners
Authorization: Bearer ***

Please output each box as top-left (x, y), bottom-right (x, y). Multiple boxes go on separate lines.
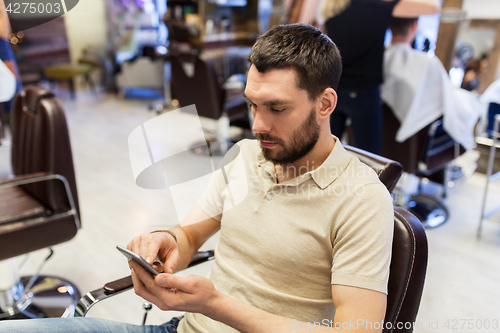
top-left (64, 0), bottom-right (107, 63)
top-left (461, 0), bottom-right (500, 80)
top-left (463, 0), bottom-right (500, 19)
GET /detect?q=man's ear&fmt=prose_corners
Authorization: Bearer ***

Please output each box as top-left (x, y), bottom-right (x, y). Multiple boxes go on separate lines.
top-left (318, 88), bottom-right (337, 119)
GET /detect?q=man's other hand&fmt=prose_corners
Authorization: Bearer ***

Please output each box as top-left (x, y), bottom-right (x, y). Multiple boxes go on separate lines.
top-left (127, 232), bottom-right (180, 274)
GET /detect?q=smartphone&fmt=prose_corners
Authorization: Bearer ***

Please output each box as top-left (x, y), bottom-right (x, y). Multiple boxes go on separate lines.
top-left (116, 245), bottom-right (159, 277)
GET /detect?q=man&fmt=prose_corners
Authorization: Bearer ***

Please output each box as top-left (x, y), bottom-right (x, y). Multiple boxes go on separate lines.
top-left (1, 24), bottom-right (393, 333)
top-left (381, 18), bottom-right (482, 151)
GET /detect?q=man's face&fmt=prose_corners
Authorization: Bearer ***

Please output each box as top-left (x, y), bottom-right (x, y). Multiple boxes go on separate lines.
top-left (244, 65), bottom-right (320, 165)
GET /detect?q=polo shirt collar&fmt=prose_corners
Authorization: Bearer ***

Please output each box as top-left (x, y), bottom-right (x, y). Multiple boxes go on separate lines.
top-left (310, 137), bottom-right (352, 189)
top-left (256, 136), bottom-right (352, 189)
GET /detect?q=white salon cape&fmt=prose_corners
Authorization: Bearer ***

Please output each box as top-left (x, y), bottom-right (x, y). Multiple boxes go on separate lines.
top-left (480, 78), bottom-right (500, 106)
top-left (0, 59), bottom-right (16, 102)
top-left (381, 43), bottom-right (483, 150)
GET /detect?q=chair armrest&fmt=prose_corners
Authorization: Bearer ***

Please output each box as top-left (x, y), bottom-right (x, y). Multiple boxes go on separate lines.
top-left (0, 172), bottom-right (48, 186)
top-left (0, 172), bottom-right (81, 229)
top-left (103, 275), bottom-right (133, 295)
top-left (75, 250), bottom-right (215, 317)
top-left (188, 250), bottom-right (215, 268)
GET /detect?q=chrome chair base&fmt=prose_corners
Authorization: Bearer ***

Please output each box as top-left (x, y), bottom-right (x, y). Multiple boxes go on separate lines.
top-left (0, 275), bottom-right (81, 320)
top-left (408, 194), bottom-right (449, 228)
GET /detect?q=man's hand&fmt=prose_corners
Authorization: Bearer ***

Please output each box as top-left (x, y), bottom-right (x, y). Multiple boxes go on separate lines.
top-left (130, 261), bottom-right (219, 314)
top-left (130, 260), bottom-right (388, 333)
top-left (126, 205), bottom-right (221, 314)
top-left (127, 232), bottom-right (179, 274)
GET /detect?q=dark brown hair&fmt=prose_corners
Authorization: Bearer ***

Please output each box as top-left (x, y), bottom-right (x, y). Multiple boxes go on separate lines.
top-left (248, 24), bottom-right (342, 100)
top-left (390, 18), bottom-right (418, 37)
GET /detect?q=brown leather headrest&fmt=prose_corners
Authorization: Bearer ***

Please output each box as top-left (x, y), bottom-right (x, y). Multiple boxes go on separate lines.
top-left (22, 86), bottom-right (55, 113)
top-left (343, 144), bottom-right (403, 193)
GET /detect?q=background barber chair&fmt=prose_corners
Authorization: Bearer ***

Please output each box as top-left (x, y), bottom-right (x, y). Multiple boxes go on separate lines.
top-left (381, 103), bottom-right (465, 228)
top-left (76, 147), bottom-right (429, 333)
top-left (116, 57), bottom-right (165, 98)
top-left (0, 86), bottom-right (81, 319)
top-left (170, 53), bottom-right (251, 156)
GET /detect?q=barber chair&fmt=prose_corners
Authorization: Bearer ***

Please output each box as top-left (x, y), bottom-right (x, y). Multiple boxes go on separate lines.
top-left (346, 146), bottom-right (427, 332)
top-left (170, 53), bottom-right (251, 156)
top-left (76, 147), bottom-right (429, 333)
top-left (381, 103), bottom-right (464, 228)
top-left (0, 86), bottom-right (81, 319)
top-left (116, 57), bottom-right (165, 96)
top-left (344, 144), bottom-right (403, 193)
top-left (385, 207), bottom-right (427, 333)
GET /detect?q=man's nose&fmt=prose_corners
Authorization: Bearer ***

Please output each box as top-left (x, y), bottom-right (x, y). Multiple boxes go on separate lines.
top-left (252, 110), bottom-right (271, 134)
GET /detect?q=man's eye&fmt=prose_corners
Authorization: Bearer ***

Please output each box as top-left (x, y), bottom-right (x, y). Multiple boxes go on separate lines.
top-left (272, 108), bottom-right (285, 113)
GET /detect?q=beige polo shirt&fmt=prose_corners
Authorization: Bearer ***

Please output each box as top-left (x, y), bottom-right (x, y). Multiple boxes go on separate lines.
top-left (177, 138), bottom-right (394, 333)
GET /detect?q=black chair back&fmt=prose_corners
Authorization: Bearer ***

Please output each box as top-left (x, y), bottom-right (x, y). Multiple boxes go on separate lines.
top-left (384, 208), bottom-right (428, 333)
top-left (381, 103), bottom-right (463, 179)
top-left (170, 54), bottom-right (225, 120)
top-left (11, 86), bottom-right (79, 216)
top-left (344, 144), bottom-right (403, 193)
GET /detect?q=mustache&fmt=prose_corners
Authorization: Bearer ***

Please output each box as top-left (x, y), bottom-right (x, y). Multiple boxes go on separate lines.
top-left (255, 133), bottom-right (284, 145)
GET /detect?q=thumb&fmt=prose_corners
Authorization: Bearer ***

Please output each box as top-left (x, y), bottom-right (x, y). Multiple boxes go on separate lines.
top-left (155, 273), bottom-right (186, 290)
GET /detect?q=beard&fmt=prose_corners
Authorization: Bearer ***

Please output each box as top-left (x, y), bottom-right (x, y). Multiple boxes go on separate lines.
top-left (256, 107), bottom-right (320, 165)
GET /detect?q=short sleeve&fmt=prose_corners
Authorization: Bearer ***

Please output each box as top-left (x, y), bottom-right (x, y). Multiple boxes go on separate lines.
top-left (330, 183), bottom-right (394, 294)
top-left (196, 168), bottom-right (225, 222)
top-left (196, 141), bottom-right (249, 222)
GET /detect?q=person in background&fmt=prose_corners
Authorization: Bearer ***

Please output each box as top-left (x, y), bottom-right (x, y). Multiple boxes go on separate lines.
top-left (381, 17), bottom-right (483, 151)
top-left (318, 0), bottom-right (440, 154)
top-left (284, 0), bottom-right (323, 26)
top-left (163, 5), bottom-right (203, 54)
top-left (0, 0), bottom-right (22, 132)
top-left (461, 58), bottom-right (481, 92)
top-left (461, 55), bottom-right (489, 93)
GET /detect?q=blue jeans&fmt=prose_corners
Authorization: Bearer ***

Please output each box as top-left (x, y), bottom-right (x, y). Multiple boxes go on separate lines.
top-left (0, 316), bottom-right (182, 333)
top-left (330, 86), bottom-right (382, 154)
top-left (487, 102), bottom-right (500, 135)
